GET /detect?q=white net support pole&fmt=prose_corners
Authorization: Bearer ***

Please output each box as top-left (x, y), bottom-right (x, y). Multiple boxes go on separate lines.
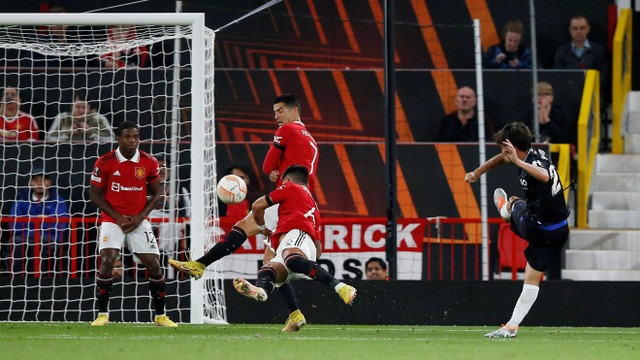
top-left (473, 19), bottom-right (490, 281)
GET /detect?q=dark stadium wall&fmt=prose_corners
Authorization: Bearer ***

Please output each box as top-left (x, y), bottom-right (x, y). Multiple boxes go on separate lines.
top-left (2, 278), bottom-right (637, 327)
top-left (0, 142), bottom-right (531, 220)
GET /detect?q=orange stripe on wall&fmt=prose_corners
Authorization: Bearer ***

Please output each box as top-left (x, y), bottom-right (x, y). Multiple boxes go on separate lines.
top-left (314, 176), bottom-right (327, 206)
top-left (334, 144), bottom-right (368, 215)
top-left (335, 0), bottom-right (360, 52)
top-left (332, 70), bottom-right (363, 131)
top-left (435, 144), bottom-right (481, 243)
top-left (284, 0), bottom-right (301, 38)
top-left (267, 70), bottom-right (282, 99)
top-left (378, 144), bottom-right (418, 218)
top-left (306, 0), bottom-right (327, 44)
top-left (298, 71), bottom-right (321, 120)
top-left (465, 0), bottom-right (499, 51)
top-left (375, 70), bottom-right (414, 142)
top-left (245, 70), bottom-right (260, 105)
top-left (410, 0), bottom-right (458, 114)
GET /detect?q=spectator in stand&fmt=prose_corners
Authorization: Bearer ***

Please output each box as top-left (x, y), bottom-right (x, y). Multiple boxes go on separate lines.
top-left (46, 92), bottom-right (114, 143)
top-left (434, 86), bottom-right (495, 142)
top-left (0, 86), bottom-right (39, 142)
top-left (483, 20), bottom-right (532, 70)
top-left (553, 15), bottom-right (607, 71)
top-left (365, 257), bottom-right (389, 281)
top-left (10, 170), bottom-right (70, 276)
top-left (553, 15), bottom-right (608, 91)
top-left (101, 25), bottom-right (150, 69)
top-left (524, 82), bottom-right (571, 144)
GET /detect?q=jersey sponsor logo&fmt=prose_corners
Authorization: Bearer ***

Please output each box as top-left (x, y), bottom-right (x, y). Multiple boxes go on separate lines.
top-left (111, 182), bottom-right (144, 192)
top-left (113, 170), bottom-right (121, 176)
top-left (134, 167), bottom-right (146, 179)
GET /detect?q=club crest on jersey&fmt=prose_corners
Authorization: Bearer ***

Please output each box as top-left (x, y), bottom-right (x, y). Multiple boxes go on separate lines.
top-left (134, 167), bottom-right (146, 179)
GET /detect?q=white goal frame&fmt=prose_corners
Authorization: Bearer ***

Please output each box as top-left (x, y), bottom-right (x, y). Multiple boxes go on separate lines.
top-left (0, 13), bottom-right (217, 324)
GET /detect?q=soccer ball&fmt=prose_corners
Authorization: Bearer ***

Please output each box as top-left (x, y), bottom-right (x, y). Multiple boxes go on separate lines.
top-left (216, 174), bottom-right (247, 204)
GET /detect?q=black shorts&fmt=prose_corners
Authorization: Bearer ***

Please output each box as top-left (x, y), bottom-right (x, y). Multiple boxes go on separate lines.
top-left (510, 200), bottom-right (569, 272)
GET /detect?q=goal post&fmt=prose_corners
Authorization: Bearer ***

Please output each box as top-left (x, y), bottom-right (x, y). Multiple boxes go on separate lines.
top-left (0, 13), bottom-right (223, 324)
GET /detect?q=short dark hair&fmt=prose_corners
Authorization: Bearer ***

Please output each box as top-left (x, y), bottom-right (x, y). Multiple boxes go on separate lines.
top-left (115, 121), bottom-right (139, 137)
top-left (274, 94), bottom-right (301, 113)
top-left (570, 15), bottom-right (589, 26)
top-left (365, 257), bottom-right (387, 271)
top-left (494, 122), bottom-right (532, 151)
top-left (282, 164), bottom-right (309, 185)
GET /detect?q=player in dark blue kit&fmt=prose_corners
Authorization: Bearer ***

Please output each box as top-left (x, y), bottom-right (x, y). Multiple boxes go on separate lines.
top-left (465, 122), bottom-right (569, 338)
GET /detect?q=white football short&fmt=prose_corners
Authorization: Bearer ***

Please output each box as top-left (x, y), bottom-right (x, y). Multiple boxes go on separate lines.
top-left (264, 203), bottom-right (279, 231)
top-left (270, 229), bottom-right (317, 285)
top-left (258, 204), bottom-right (279, 251)
top-left (98, 220), bottom-right (160, 263)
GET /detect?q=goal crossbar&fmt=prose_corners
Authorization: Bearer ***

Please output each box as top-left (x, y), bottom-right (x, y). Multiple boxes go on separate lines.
top-left (0, 13), bottom-right (203, 26)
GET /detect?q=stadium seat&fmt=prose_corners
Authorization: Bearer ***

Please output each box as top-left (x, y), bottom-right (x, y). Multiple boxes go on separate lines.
top-left (497, 223), bottom-right (528, 280)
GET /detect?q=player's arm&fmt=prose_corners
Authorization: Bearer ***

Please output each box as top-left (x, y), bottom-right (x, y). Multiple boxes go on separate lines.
top-left (251, 195), bottom-right (273, 236)
top-left (262, 145), bottom-right (283, 183)
top-left (263, 127), bottom-right (287, 182)
top-left (465, 153), bottom-right (507, 183)
top-left (513, 159), bottom-right (550, 183)
top-left (90, 183), bottom-right (128, 226)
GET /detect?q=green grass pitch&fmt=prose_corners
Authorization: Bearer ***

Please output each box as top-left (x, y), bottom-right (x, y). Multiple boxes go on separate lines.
top-left (1, 323), bottom-right (638, 360)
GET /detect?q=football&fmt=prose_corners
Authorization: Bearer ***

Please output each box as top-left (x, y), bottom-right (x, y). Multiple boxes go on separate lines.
top-left (216, 174), bottom-right (248, 204)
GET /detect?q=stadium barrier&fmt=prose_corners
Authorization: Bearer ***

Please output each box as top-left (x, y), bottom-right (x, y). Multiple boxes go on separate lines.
top-left (1, 216), bottom-right (528, 281)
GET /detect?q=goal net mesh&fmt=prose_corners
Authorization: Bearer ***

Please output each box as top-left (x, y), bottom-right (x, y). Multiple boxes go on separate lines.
top-left (0, 19), bottom-right (224, 323)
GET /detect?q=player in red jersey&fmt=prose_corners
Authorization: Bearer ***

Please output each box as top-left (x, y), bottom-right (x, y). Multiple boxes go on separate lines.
top-left (0, 87), bottom-right (39, 141)
top-left (263, 94), bottom-right (318, 190)
top-left (89, 121), bottom-right (177, 327)
top-left (169, 94), bottom-right (318, 331)
top-left (233, 165), bottom-right (357, 306)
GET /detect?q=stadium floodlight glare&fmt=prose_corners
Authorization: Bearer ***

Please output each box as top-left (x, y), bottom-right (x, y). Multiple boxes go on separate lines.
top-left (0, 12), bottom-right (223, 324)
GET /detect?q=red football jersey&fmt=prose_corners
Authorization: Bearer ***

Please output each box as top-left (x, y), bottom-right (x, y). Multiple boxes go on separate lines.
top-left (262, 121), bottom-right (318, 190)
top-left (268, 182), bottom-right (321, 243)
top-left (90, 148), bottom-right (160, 223)
top-left (0, 112), bottom-right (39, 141)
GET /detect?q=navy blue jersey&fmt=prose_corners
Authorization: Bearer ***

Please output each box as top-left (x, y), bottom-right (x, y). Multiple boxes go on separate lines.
top-left (518, 147), bottom-right (569, 223)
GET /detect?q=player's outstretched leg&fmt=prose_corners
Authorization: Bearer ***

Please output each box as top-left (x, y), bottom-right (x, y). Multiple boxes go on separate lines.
top-left (484, 324), bottom-right (518, 338)
top-left (284, 253), bottom-right (357, 305)
top-left (169, 226), bottom-right (249, 279)
top-left (233, 278), bottom-right (268, 302)
top-left (232, 266), bottom-right (276, 302)
top-left (493, 188), bottom-right (511, 222)
top-left (168, 259), bottom-right (205, 279)
top-left (282, 309), bottom-right (306, 332)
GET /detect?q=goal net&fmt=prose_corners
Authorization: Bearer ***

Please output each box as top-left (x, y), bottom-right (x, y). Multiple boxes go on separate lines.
top-left (0, 13), bottom-right (224, 324)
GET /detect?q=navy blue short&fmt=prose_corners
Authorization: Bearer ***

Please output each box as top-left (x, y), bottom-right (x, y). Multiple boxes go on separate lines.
top-left (509, 200), bottom-right (569, 272)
